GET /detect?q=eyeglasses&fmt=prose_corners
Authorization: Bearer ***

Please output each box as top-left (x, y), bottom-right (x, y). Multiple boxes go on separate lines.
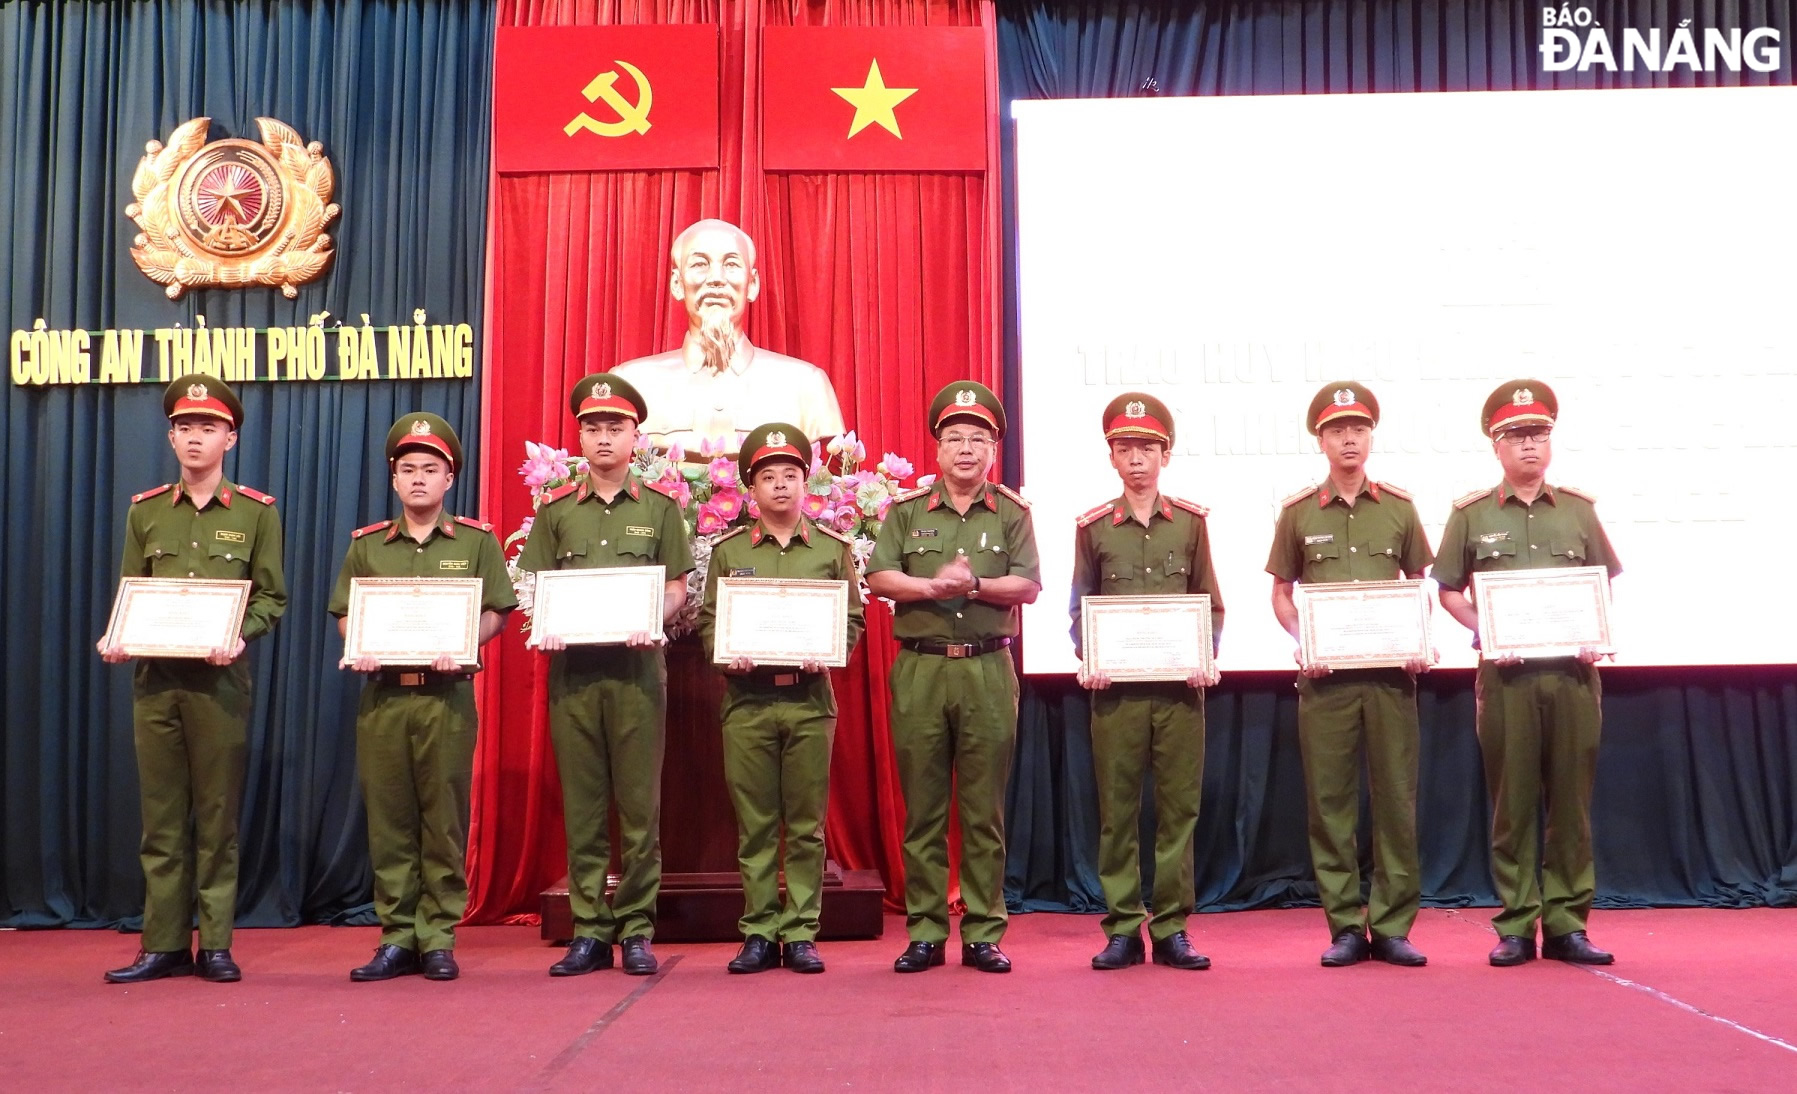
top-left (1496, 428), bottom-right (1552, 446)
top-left (939, 433), bottom-right (994, 449)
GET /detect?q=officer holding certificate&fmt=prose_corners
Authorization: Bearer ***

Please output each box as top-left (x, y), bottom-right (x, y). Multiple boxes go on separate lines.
top-left (1265, 381), bottom-right (1434, 969)
top-left (515, 373), bottom-right (693, 978)
top-left (698, 423), bottom-right (865, 975)
top-left (329, 413), bottom-right (514, 982)
top-left (1433, 380), bottom-right (1621, 967)
top-left (1069, 393), bottom-right (1223, 972)
top-left (100, 375), bottom-right (285, 985)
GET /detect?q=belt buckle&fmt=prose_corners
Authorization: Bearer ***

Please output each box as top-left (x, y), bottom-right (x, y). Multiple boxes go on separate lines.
top-left (398, 671), bottom-right (426, 687)
top-left (946, 644), bottom-right (968, 659)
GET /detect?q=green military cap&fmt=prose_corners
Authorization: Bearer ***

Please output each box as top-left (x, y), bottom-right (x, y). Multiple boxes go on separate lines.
top-left (1482, 379), bottom-right (1558, 436)
top-left (738, 421), bottom-right (810, 480)
top-left (386, 412), bottom-right (462, 472)
top-left (569, 372), bottom-right (647, 423)
top-left (163, 373), bottom-right (243, 429)
top-left (928, 380), bottom-right (1006, 439)
top-left (1102, 392), bottom-right (1174, 445)
top-left (1307, 380), bottom-right (1379, 435)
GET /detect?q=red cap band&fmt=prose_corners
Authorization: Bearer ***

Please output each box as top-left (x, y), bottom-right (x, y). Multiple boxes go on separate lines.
top-left (749, 442), bottom-right (805, 469)
top-left (936, 404), bottom-right (998, 432)
top-left (1314, 401), bottom-right (1373, 430)
top-left (394, 434), bottom-right (456, 469)
top-left (169, 395), bottom-right (234, 423)
top-left (1488, 405), bottom-right (1555, 435)
top-left (1104, 413), bottom-right (1170, 443)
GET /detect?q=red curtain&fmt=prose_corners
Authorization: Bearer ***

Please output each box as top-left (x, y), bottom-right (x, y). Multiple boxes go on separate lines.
top-left (470, 0), bottom-right (1001, 920)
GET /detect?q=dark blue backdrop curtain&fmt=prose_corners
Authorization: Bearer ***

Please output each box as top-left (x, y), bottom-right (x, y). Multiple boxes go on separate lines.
top-left (1, 1), bottom-right (494, 930)
top-left (995, 1), bottom-right (1797, 915)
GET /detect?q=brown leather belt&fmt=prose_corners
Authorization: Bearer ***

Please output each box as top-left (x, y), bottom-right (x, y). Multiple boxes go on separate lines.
top-left (375, 670), bottom-right (473, 686)
top-left (900, 637), bottom-right (1012, 659)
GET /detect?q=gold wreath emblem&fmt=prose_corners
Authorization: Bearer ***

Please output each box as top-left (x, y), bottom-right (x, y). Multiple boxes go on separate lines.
top-left (125, 117), bottom-right (340, 299)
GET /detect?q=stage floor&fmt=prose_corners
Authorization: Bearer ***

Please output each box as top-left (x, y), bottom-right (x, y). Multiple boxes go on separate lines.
top-left (5, 907), bottom-right (1793, 1091)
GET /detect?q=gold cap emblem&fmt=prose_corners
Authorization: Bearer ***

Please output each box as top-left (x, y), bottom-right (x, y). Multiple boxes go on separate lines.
top-left (410, 419), bottom-right (432, 436)
top-left (187, 383), bottom-right (209, 401)
top-left (1514, 388), bottom-right (1534, 406)
top-left (766, 430), bottom-right (788, 448)
top-left (1125, 400), bottom-right (1146, 419)
top-left (1333, 388), bottom-right (1355, 406)
top-left (592, 382), bottom-right (611, 400)
top-left (955, 388), bottom-right (977, 407)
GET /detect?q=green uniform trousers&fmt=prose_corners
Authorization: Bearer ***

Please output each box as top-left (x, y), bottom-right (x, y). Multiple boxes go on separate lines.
top-left (1089, 682), bottom-right (1204, 940)
top-left (132, 660), bottom-right (251, 952)
top-left (355, 677), bottom-right (477, 952)
top-left (1475, 659), bottom-right (1602, 939)
top-left (890, 648), bottom-right (1017, 945)
top-left (721, 676), bottom-right (836, 942)
top-left (549, 646), bottom-right (665, 942)
top-left (1296, 668), bottom-right (1421, 941)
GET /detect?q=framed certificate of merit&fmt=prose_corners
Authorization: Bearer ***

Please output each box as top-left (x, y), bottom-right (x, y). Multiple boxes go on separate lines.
top-left (343, 578), bottom-right (482, 667)
top-left (1295, 579), bottom-right (1433, 671)
top-left (1080, 594), bottom-right (1213, 682)
top-left (527, 565), bottom-right (666, 647)
top-left (714, 577), bottom-right (851, 668)
top-left (1473, 566), bottom-right (1615, 660)
top-left (102, 577), bottom-right (252, 658)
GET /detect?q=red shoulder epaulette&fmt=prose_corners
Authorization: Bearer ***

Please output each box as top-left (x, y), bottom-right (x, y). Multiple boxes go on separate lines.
top-left (131, 484), bottom-right (174, 504)
top-left (543, 482), bottom-right (580, 505)
top-left (1167, 495), bottom-right (1210, 517)
top-left (454, 515), bottom-right (492, 532)
top-left (1453, 487), bottom-right (1491, 510)
top-left (1376, 481), bottom-right (1412, 502)
top-left (236, 485), bottom-right (277, 506)
top-left (1076, 502), bottom-right (1112, 528)
top-left (1280, 484), bottom-right (1318, 509)
top-left (892, 485), bottom-right (931, 505)
top-left (992, 483), bottom-right (1031, 509)
top-left (813, 523), bottom-right (854, 545)
top-left (1557, 484), bottom-right (1597, 503)
top-left (352, 520), bottom-right (394, 539)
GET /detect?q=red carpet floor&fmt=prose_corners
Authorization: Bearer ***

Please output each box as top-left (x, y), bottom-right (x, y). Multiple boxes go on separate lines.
top-left (4, 908), bottom-right (1793, 1091)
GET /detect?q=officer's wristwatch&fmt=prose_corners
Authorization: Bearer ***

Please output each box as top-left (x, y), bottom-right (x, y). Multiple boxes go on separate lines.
top-left (970, 575), bottom-right (982, 598)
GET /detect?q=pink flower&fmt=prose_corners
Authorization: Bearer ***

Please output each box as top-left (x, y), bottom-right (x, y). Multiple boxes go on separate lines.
top-left (874, 494), bottom-right (892, 520)
top-left (851, 469), bottom-right (878, 486)
top-left (800, 492), bottom-right (830, 520)
top-left (523, 464), bottom-right (553, 489)
top-left (710, 487), bottom-right (744, 520)
top-left (696, 502), bottom-right (728, 535)
top-left (916, 474), bottom-right (937, 489)
top-left (671, 480), bottom-right (693, 509)
top-left (518, 516), bottom-right (535, 537)
top-left (708, 456), bottom-right (739, 489)
top-left (746, 498), bottom-right (761, 520)
top-left (665, 441), bottom-right (686, 464)
top-left (699, 435), bottom-right (732, 459)
top-left (833, 507), bottom-right (859, 533)
top-left (878, 453), bottom-right (913, 480)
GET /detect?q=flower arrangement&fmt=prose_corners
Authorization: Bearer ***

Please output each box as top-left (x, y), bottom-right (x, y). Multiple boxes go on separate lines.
top-left (505, 431), bottom-right (923, 636)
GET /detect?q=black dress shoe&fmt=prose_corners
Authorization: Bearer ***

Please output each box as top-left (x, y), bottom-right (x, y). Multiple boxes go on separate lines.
top-left (196, 949), bottom-right (242, 982)
top-left (1320, 930), bottom-right (1371, 967)
top-left (1091, 932), bottom-right (1146, 970)
top-left (104, 950), bottom-right (195, 984)
top-left (350, 944), bottom-right (420, 982)
top-left (893, 941), bottom-right (945, 972)
top-left (549, 937), bottom-right (613, 977)
top-left (1543, 930), bottom-right (1614, 965)
top-left (421, 949), bottom-right (459, 981)
top-left (1370, 935), bottom-right (1428, 967)
top-left (728, 936), bottom-right (780, 974)
top-left (620, 935), bottom-right (658, 975)
top-left (961, 941), bottom-right (1012, 973)
top-left (1489, 934), bottom-right (1537, 967)
top-left (1152, 931), bottom-right (1211, 970)
top-left (782, 941), bottom-right (825, 974)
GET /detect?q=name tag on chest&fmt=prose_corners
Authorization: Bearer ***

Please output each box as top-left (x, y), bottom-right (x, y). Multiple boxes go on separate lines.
top-left (439, 559), bottom-right (470, 571)
top-left (912, 528), bottom-right (938, 538)
top-left (729, 567), bottom-right (755, 577)
top-left (1478, 532), bottom-right (1510, 544)
top-left (1304, 534), bottom-right (1334, 546)
top-left (214, 529), bottom-right (246, 544)
top-left (625, 525), bottom-right (657, 538)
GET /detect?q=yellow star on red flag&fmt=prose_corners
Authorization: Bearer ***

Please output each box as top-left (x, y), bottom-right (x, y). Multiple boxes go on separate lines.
top-left (831, 59), bottom-right (918, 139)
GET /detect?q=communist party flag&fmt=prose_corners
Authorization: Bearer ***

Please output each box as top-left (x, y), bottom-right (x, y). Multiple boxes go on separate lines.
top-left (761, 27), bottom-right (988, 172)
top-left (493, 25), bottom-right (720, 173)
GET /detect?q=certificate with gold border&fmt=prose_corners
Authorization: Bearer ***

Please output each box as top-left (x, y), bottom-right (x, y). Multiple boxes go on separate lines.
top-left (1080, 594), bottom-right (1213, 682)
top-left (102, 577), bottom-right (252, 658)
top-left (1473, 566), bottom-right (1614, 660)
top-left (715, 578), bottom-right (850, 668)
top-left (1296, 579), bottom-right (1432, 670)
top-left (344, 577), bottom-right (481, 667)
top-left (528, 565), bottom-right (665, 647)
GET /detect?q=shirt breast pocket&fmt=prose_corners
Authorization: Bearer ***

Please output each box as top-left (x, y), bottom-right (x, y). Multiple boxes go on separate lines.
top-left (1551, 539), bottom-right (1588, 564)
top-left (557, 538), bottom-right (591, 568)
top-left (904, 538), bottom-right (944, 575)
top-left (142, 542), bottom-right (173, 576)
top-left (206, 541), bottom-right (249, 577)
top-left (1475, 539), bottom-right (1518, 565)
top-left (617, 533), bottom-right (659, 562)
top-left (1301, 539), bottom-right (1341, 580)
top-left (973, 542), bottom-right (1010, 579)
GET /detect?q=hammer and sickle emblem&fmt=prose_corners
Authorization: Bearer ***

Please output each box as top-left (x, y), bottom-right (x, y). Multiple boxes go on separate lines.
top-left (564, 60), bottom-right (654, 138)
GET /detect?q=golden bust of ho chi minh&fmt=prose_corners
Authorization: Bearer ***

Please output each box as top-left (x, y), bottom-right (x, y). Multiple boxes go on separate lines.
top-left (610, 218), bottom-right (846, 456)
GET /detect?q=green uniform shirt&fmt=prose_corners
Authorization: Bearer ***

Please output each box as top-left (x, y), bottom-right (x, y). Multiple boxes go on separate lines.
top-left (867, 480), bottom-right (1042, 642)
top-left (698, 517), bottom-right (866, 663)
top-left (1069, 493), bottom-right (1225, 656)
top-left (327, 513), bottom-right (518, 631)
top-left (514, 473), bottom-right (694, 582)
top-left (1430, 481), bottom-right (1621, 593)
top-left (122, 478), bottom-right (286, 642)
top-left (1265, 480), bottom-right (1434, 585)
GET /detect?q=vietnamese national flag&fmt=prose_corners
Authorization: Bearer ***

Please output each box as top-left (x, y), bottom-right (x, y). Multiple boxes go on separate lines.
top-left (761, 27), bottom-right (988, 172)
top-left (493, 25), bottom-right (720, 173)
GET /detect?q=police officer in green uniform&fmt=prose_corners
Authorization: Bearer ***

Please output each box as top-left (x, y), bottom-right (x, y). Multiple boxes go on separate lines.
top-left (698, 423), bottom-right (865, 975)
top-left (1433, 380), bottom-right (1620, 968)
top-left (1266, 381), bottom-right (1434, 968)
top-left (867, 381), bottom-right (1042, 974)
top-left (516, 374), bottom-right (693, 977)
top-left (1070, 393), bottom-right (1223, 972)
top-left (329, 413), bottom-right (515, 982)
top-left (100, 375), bottom-right (286, 984)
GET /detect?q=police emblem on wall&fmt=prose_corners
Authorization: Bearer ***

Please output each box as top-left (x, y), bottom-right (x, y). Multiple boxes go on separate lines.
top-left (125, 117), bottom-right (340, 299)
